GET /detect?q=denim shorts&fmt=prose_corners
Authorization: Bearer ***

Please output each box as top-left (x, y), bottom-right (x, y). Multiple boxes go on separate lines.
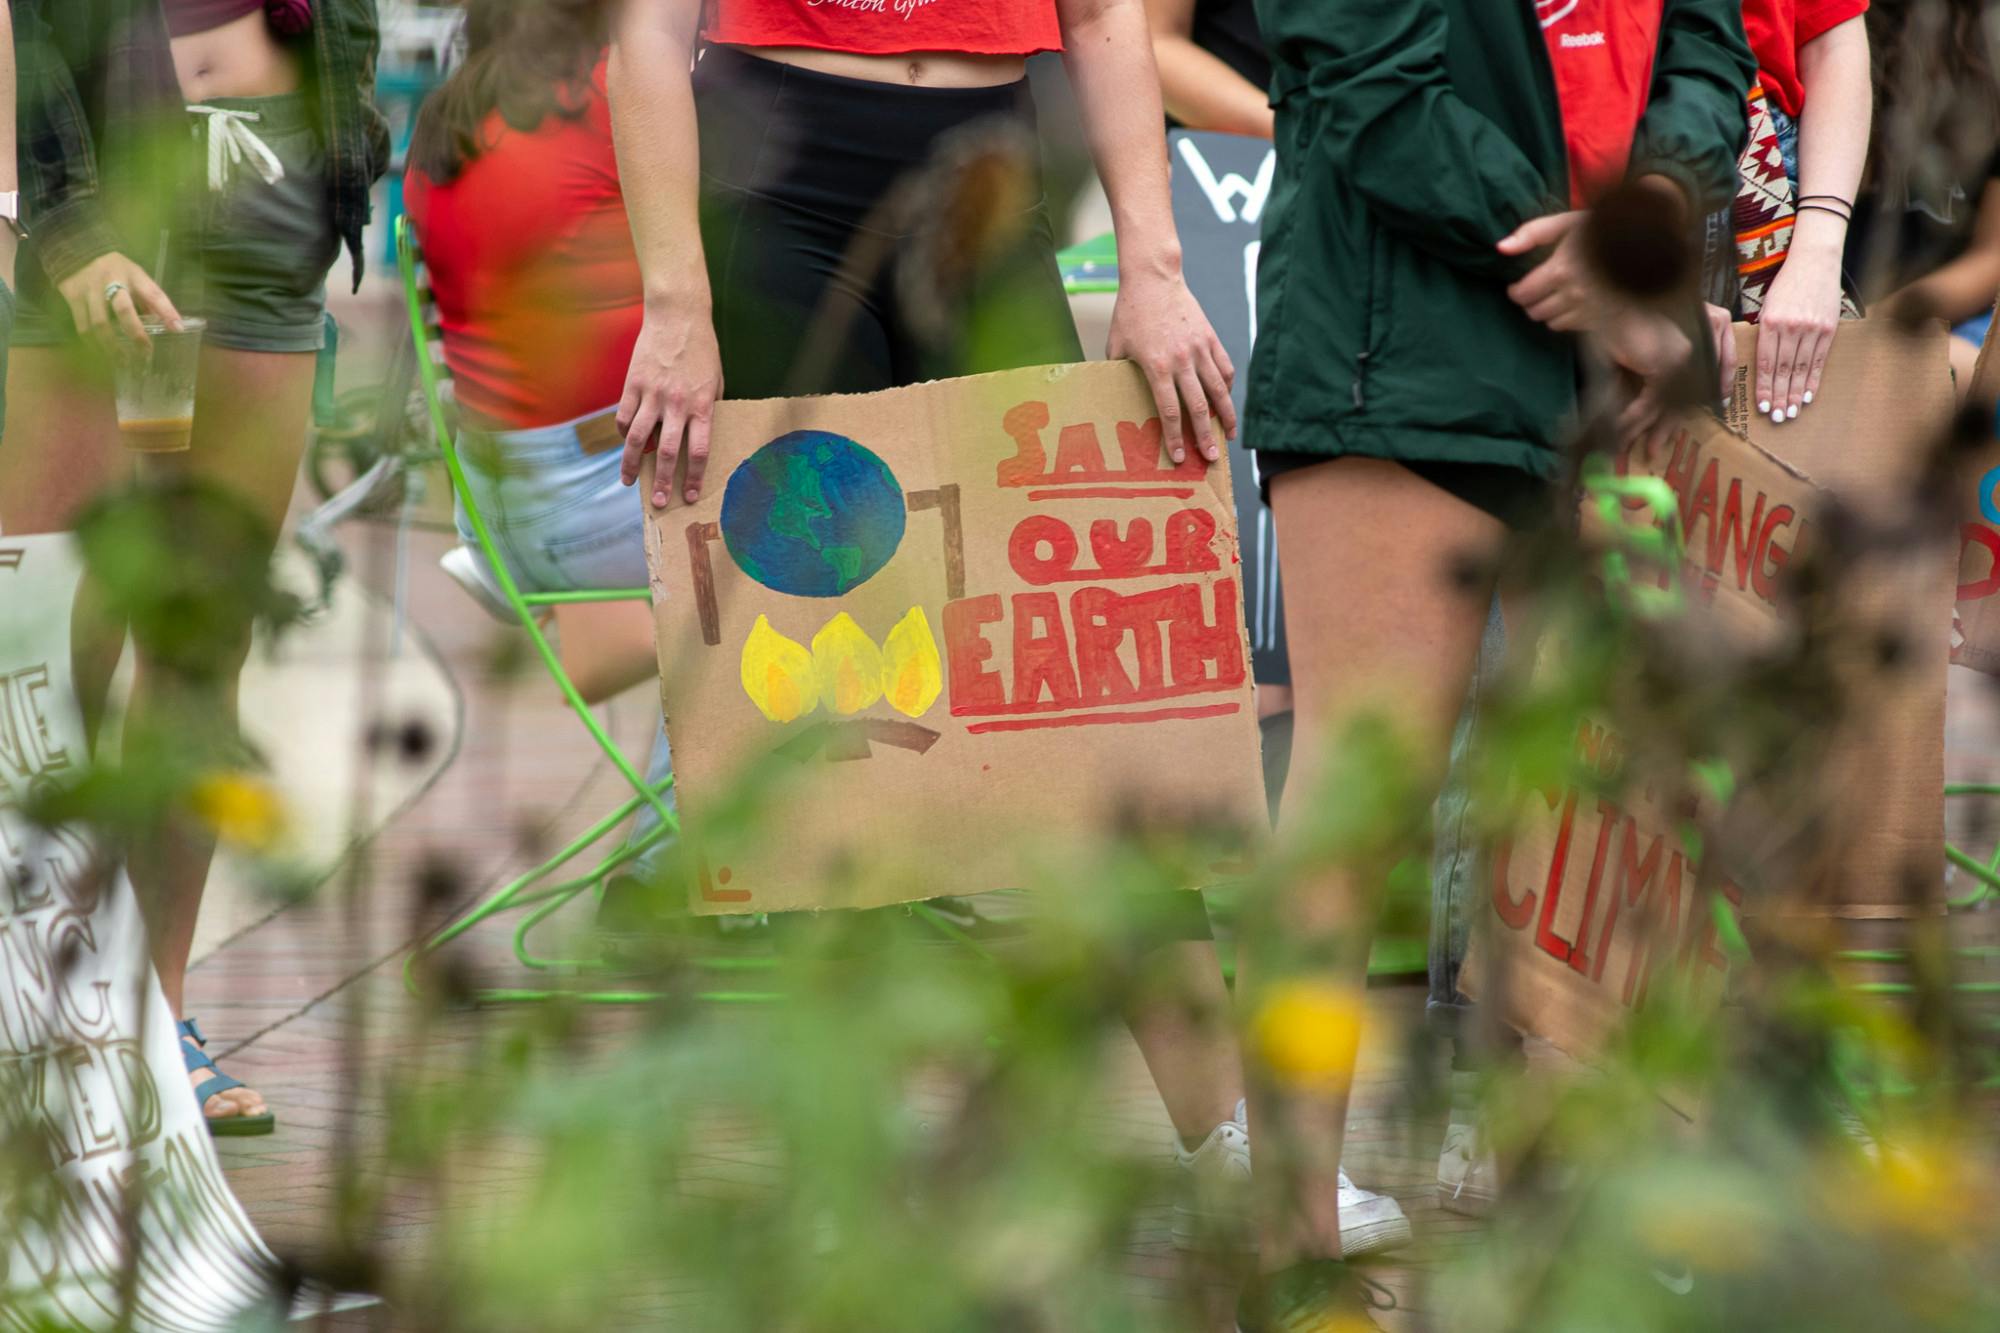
top-left (13, 92), bottom-right (337, 353)
top-left (1429, 598), bottom-right (1507, 1020)
top-left (454, 410), bottom-right (652, 593)
top-left (455, 407), bottom-right (675, 861)
top-left (1770, 105), bottom-right (1800, 187)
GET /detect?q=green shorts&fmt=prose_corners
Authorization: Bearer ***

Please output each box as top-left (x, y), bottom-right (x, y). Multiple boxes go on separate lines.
top-left (13, 91), bottom-right (338, 354)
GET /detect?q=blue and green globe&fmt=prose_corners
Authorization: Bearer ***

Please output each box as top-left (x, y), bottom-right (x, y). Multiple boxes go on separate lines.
top-left (720, 430), bottom-right (906, 598)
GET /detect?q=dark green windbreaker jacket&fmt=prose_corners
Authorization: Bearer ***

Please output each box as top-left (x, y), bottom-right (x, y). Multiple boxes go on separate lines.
top-left (1243, 0), bottom-right (1754, 477)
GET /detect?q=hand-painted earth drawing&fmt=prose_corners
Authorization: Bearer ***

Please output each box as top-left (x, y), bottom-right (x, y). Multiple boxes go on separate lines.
top-left (720, 430), bottom-right (906, 598)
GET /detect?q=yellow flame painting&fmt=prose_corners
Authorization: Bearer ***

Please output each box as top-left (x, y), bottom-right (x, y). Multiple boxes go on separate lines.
top-left (741, 608), bottom-right (943, 723)
top-left (881, 606), bottom-right (943, 718)
top-left (813, 613), bottom-right (885, 715)
top-left (741, 615), bottom-right (819, 723)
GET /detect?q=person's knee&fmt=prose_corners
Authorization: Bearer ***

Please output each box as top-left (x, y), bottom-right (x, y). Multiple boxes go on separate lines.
top-left (75, 477), bottom-right (282, 688)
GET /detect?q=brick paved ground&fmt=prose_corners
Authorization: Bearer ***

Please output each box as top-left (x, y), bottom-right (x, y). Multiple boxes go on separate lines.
top-left (181, 509), bottom-right (1492, 1329)
top-left (185, 473), bottom-right (2000, 1329)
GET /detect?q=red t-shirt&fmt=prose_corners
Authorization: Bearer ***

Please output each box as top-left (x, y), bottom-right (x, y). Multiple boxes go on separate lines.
top-left (705, 0), bottom-right (1062, 57)
top-left (1539, 1), bottom-right (1664, 207)
top-left (1741, 0), bottom-right (1868, 119)
top-left (402, 59), bottom-right (643, 430)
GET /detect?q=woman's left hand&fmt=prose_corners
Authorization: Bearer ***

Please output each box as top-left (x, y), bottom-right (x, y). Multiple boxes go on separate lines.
top-left (1754, 243), bottom-right (1843, 424)
top-left (1107, 268), bottom-right (1236, 465)
top-left (1500, 210), bottom-right (1607, 331)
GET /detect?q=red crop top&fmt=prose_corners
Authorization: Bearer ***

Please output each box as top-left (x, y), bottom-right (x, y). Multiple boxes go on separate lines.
top-left (706, 0), bottom-right (1062, 58)
top-left (403, 60), bottom-right (644, 430)
top-left (164, 0), bottom-right (313, 40)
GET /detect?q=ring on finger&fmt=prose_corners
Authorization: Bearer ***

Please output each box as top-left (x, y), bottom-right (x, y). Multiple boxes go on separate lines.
top-left (103, 281), bottom-right (127, 309)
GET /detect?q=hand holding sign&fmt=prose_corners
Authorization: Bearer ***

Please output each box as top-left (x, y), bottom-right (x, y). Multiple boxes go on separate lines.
top-left (618, 302), bottom-right (725, 509)
top-left (1105, 268), bottom-right (1236, 465)
top-left (644, 361), bottom-right (1267, 915)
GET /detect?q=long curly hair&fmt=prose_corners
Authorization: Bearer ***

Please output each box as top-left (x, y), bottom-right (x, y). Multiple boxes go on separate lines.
top-left (1865, 0), bottom-right (2000, 206)
top-left (407, 0), bottom-right (612, 184)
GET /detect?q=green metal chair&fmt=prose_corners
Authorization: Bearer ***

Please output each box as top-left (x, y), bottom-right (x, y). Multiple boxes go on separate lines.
top-left (395, 217), bottom-right (777, 1004)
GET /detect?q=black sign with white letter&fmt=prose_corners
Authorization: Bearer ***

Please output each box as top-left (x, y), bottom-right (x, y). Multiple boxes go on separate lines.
top-left (1169, 130), bottom-right (1287, 686)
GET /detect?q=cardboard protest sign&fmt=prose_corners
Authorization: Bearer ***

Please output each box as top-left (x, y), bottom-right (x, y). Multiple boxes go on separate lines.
top-left (1170, 130), bottom-right (1287, 685)
top-left (643, 361), bottom-right (1267, 915)
top-left (1464, 320), bottom-right (1955, 1058)
top-left (1955, 298), bottom-right (2000, 673)
top-left (0, 535), bottom-right (355, 1328)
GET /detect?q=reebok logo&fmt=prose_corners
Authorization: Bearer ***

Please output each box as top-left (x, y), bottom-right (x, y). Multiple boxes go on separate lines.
top-left (1560, 30), bottom-right (1606, 48)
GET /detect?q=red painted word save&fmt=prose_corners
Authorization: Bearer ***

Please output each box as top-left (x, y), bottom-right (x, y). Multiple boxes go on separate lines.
top-left (995, 401), bottom-right (1206, 489)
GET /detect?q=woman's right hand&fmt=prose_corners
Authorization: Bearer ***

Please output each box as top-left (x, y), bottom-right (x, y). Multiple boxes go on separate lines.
top-left (1601, 306), bottom-right (1694, 462)
top-left (57, 252), bottom-right (182, 354)
top-left (617, 302), bottom-right (724, 510)
top-left (1704, 302), bottom-right (1738, 406)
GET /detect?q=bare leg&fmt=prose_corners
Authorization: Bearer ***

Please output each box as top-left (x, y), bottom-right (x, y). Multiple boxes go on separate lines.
top-left (1124, 938), bottom-right (1245, 1146)
top-left (130, 344), bottom-right (316, 1123)
top-left (553, 600), bottom-right (664, 706)
top-left (0, 348), bottom-right (131, 741)
top-left (1951, 333), bottom-right (1981, 402)
top-left (1242, 458), bottom-right (1502, 1266)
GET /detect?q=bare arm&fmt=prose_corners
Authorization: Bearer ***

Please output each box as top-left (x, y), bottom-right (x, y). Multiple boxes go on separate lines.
top-left (1060, 0), bottom-right (1235, 462)
top-left (1142, 0), bottom-right (1272, 138)
top-left (1757, 14), bottom-right (1869, 423)
top-left (609, 0), bottom-right (722, 508)
top-left (1, 0), bottom-right (14, 288)
top-left (1880, 179), bottom-right (2000, 326)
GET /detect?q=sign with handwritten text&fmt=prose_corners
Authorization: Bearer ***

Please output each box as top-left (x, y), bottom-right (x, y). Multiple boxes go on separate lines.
top-left (0, 536), bottom-right (359, 1328)
top-left (643, 361), bottom-right (1267, 914)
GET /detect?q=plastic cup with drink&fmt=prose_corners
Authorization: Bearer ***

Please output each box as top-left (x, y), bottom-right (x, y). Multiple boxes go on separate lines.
top-left (113, 316), bottom-right (206, 453)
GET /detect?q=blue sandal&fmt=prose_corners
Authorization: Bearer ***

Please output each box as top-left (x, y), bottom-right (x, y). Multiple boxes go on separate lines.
top-left (179, 1017), bottom-right (275, 1137)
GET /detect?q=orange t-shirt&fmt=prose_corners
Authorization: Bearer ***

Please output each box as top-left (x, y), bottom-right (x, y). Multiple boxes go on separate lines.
top-left (402, 59), bottom-right (644, 430)
top-left (1538, 0), bottom-right (1664, 207)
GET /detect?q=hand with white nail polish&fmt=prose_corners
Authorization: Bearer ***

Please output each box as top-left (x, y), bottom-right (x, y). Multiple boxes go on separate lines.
top-left (1754, 235), bottom-right (1843, 425)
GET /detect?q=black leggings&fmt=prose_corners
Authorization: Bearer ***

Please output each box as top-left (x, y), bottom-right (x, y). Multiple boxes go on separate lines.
top-left (693, 45), bottom-right (1085, 397)
top-left (693, 48), bottom-right (1207, 943)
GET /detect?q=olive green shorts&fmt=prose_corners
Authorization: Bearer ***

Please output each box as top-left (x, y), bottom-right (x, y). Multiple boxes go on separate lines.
top-left (13, 91), bottom-right (338, 354)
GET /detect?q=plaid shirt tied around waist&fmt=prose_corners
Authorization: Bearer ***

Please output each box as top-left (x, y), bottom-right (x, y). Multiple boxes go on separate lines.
top-left (14, 0), bottom-right (390, 294)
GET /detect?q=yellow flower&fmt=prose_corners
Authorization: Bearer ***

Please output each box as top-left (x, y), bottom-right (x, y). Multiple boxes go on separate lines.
top-left (1636, 1197), bottom-right (1767, 1272)
top-left (189, 771), bottom-right (287, 851)
top-left (1288, 1316), bottom-right (1379, 1333)
top-left (1252, 981), bottom-right (1363, 1093)
top-left (1863, 1135), bottom-right (1985, 1245)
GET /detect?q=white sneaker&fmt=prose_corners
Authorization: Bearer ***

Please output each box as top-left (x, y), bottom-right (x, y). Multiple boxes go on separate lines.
top-left (1172, 1116), bottom-right (1252, 1252)
top-left (1436, 1115), bottom-right (1499, 1216)
top-left (1335, 1169), bottom-right (1413, 1257)
top-left (1173, 1102), bottom-right (1411, 1258)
